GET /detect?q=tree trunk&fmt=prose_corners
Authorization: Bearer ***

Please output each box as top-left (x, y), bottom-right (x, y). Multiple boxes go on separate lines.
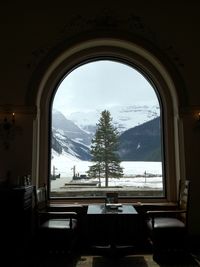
top-left (105, 164), bottom-right (108, 187)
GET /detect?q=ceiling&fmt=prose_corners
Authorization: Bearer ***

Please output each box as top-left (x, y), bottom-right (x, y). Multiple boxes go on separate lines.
top-left (0, 1), bottom-right (200, 105)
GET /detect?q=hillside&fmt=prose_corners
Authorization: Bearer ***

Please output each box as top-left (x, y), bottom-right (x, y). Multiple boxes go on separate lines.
top-left (118, 117), bottom-right (161, 161)
top-left (52, 109), bottom-right (162, 162)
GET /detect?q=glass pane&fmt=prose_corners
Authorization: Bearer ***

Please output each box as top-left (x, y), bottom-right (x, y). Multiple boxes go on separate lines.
top-left (50, 60), bottom-right (164, 198)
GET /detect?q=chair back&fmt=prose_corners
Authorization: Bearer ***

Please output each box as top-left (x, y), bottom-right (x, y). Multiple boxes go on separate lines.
top-left (177, 179), bottom-right (190, 224)
top-left (33, 185), bottom-right (48, 212)
top-left (37, 186), bottom-right (47, 203)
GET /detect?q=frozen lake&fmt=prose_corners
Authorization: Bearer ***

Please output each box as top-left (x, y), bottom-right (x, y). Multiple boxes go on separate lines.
top-left (51, 152), bottom-right (163, 191)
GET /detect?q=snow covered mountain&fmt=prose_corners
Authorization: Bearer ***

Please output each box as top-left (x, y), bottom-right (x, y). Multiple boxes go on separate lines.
top-left (52, 111), bottom-right (91, 160)
top-left (52, 110), bottom-right (93, 146)
top-left (52, 105), bottom-right (160, 161)
top-left (67, 104), bottom-right (160, 134)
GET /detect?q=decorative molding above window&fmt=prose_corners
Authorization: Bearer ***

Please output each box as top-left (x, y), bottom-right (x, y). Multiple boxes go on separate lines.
top-left (26, 10), bottom-right (184, 71)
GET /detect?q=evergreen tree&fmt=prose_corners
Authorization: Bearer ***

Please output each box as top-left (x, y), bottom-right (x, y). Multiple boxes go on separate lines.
top-left (88, 110), bottom-right (123, 187)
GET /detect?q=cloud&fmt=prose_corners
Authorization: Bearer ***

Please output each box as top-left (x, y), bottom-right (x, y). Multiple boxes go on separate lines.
top-left (53, 60), bottom-right (159, 116)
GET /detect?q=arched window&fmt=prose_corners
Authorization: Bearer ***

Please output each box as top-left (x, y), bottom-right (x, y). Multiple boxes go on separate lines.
top-left (50, 59), bottom-right (165, 199)
top-left (35, 38), bottom-right (182, 203)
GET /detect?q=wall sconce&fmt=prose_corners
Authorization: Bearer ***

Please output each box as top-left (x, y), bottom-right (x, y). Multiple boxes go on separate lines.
top-left (2, 112), bottom-right (15, 130)
top-left (198, 112), bottom-right (200, 122)
top-left (0, 112), bottom-right (16, 149)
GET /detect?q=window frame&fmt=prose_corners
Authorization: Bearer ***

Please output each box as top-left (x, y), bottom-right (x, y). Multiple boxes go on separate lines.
top-left (49, 58), bottom-right (166, 200)
top-left (34, 38), bottom-right (183, 204)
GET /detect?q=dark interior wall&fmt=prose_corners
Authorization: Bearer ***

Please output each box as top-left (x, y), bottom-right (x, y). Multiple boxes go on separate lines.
top-left (0, 1), bottom-right (200, 239)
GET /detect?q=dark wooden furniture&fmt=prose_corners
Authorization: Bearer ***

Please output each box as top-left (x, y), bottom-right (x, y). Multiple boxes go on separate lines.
top-left (0, 185), bottom-right (34, 255)
top-left (146, 180), bottom-right (190, 260)
top-left (34, 186), bottom-right (78, 254)
top-left (87, 204), bottom-right (139, 254)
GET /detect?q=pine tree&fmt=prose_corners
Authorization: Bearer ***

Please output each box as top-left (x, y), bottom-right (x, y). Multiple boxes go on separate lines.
top-left (87, 110), bottom-right (123, 187)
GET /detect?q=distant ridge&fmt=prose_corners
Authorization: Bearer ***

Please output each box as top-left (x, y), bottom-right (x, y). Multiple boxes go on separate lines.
top-left (118, 117), bottom-right (161, 161)
top-left (51, 108), bottom-right (162, 162)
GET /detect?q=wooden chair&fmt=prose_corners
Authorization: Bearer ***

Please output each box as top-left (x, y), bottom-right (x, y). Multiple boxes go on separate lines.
top-left (146, 180), bottom-right (190, 261)
top-left (34, 185), bottom-right (78, 254)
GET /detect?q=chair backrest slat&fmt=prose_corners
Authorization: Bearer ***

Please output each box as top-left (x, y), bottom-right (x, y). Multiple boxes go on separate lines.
top-left (178, 179), bottom-right (190, 223)
top-left (35, 185), bottom-right (48, 211)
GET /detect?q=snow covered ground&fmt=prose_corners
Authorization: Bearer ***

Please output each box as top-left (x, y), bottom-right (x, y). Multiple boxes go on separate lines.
top-left (51, 151), bottom-right (163, 191)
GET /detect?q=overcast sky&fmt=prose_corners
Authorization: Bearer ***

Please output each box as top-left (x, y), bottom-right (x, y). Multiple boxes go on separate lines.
top-left (53, 60), bottom-right (159, 117)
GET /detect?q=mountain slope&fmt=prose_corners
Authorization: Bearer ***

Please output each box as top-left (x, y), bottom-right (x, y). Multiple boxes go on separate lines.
top-left (52, 109), bottom-right (92, 146)
top-left (51, 108), bottom-right (162, 162)
top-left (118, 117), bottom-right (162, 161)
top-left (68, 104), bottom-right (160, 134)
top-left (52, 128), bottom-right (91, 160)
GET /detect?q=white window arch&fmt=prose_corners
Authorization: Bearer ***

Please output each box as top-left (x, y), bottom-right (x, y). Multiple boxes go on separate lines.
top-left (34, 38), bottom-right (183, 202)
